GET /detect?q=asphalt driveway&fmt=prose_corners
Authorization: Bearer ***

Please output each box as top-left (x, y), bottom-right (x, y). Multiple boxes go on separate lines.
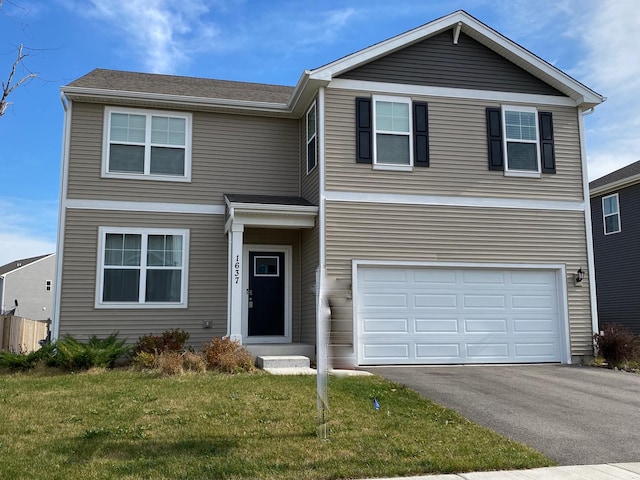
top-left (366, 365), bottom-right (640, 465)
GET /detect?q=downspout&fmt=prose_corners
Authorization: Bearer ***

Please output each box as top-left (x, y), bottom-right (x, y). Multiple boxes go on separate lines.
top-left (578, 105), bottom-right (600, 346)
top-left (318, 87), bottom-right (326, 270)
top-left (51, 92), bottom-right (72, 341)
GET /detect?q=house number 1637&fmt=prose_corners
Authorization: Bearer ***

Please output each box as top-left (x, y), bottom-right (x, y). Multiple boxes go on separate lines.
top-left (234, 255), bottom-right (240, 284)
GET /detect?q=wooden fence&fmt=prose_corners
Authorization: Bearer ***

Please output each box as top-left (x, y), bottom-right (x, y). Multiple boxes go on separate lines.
top-left (0, 315), bottom-right (49, 353)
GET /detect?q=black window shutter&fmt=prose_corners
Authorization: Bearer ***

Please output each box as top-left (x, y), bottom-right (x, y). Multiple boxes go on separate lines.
top-left (539, 111), bottom-right (556, 174)
top-left (413, 101), bottom-right (429, 167)
top-left (486, 107), bottom-right (504, 171)
top-left (355, 97), bottom-right (372, 164)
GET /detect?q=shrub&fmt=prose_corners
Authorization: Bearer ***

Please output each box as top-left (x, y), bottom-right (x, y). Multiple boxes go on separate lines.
top-left (0, 343), bottom-right (58, 370)
top-left (52, 334), bottom-right (131, 370)
top-left (594, 324), bottom-right (639, 368)
top-left (132, 351), bottom-right (157, 369)
top-left (135, 329), bottom-right (190, 354)
top-left (155, 351), bottom-right (184, 376)
top-left (202, 337), bottom-right (255, 373)
top-left (182, 351), bottom-right (207, 373)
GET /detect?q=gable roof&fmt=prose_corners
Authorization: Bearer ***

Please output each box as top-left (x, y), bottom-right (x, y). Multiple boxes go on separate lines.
top-left (589, 160), bottom-right (640, 196)
top-left (308, 10), bottom-right (604, 109)
top-left (0, 254), bottom-right (54, 277)
top-left (61, 10), bottom-right (604, 116)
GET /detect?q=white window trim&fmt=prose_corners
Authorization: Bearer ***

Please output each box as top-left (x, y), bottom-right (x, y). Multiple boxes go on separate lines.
top-left (602, 193), bottom-right (621, 235)
top-left (502, 105), bottom-right (541, 178)
top-left (102, 106), bottom-right (192, 182)
top-left (372, 94), bottom-right (413, 172)
top-left (306, 101), bottom-right (317, 174)
top-left (95, 226), bottom-right (190, 309)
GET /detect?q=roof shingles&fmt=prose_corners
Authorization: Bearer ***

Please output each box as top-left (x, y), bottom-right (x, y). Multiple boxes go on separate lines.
top-left (67, 69), bottom-right (295, 105)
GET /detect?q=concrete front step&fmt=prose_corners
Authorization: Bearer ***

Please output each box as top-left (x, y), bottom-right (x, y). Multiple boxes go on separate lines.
top-left (255, 355), bottom-right (310, 369)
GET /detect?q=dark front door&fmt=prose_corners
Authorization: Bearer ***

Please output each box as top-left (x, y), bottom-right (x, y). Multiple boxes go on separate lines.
top-left (248, 251), bottom-right (285, 336)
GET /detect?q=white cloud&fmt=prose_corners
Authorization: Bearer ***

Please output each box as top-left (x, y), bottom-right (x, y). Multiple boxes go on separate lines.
top-left (78, 0), bottom-right (220, 74)
top-left (0, 198), bottom-right (57, 266)
top-left (569, 0), bottom-right (640, 180)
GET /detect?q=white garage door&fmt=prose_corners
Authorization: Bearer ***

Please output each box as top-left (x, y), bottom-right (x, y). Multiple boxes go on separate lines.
top-left (356, 266), bottom-right (565, 365)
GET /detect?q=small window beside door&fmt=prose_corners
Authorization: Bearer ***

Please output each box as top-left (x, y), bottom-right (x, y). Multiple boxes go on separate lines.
top-left (254, 256), bottom-right (279, 276)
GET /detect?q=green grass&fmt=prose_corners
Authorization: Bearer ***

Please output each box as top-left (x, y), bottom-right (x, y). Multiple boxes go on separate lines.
top-left (0, 369), bottom-right (553, 479)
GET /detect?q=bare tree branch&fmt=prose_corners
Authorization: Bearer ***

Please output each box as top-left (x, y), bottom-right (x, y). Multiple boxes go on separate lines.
top-left (0, 43), bottom-right (36, 116)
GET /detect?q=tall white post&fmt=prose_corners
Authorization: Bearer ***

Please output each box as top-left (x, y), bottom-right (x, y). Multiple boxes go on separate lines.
top-left (228, 223), bottom-right (244, 342)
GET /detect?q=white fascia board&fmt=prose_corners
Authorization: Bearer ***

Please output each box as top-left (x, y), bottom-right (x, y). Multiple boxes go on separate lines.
top-left (328, 79), bottom-right (577, 107)
top-left (325, 190), bottom-right (584, 212)
top-left (589, 174), bottom-right (640, 197)
top-left (65, 199), bottom-right (225, 215)
top-left (227, 202), bottom-right (319, 215)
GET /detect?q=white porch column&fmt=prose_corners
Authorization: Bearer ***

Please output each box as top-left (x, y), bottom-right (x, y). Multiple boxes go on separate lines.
top-left (228, 222), bottom-right (244, 343)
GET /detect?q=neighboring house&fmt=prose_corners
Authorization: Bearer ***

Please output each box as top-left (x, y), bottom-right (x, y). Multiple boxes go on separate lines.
top-left (53, 10), bottom-right (604, 366)
top-left (589, 160), bottom-right (640, 335)
top-left (0, 254), bottom-right (56, 321)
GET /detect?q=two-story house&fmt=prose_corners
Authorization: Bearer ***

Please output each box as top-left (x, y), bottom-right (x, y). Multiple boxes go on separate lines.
top-left (590, 160), bottom-right (640, 335)
top-left (53, 10), bottom-right (604, 366)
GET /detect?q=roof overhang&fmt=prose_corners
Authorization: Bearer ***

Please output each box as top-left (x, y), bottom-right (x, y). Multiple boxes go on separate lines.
top-left (224, 195), bottom-right (318, 233)
top-left (590, 173), bottom-right (640, 197)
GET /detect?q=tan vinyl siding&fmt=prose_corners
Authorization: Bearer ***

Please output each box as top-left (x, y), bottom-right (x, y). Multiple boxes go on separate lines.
top-left (300, 224), bottom-right (319, 344)
top-left (325, 201), bottom-right (593, 358)
top-left (338, 31), bottom-right (563, 96)
top-left (325, 89), bottom-right (584, 201)
top-left (58, 209), bottom-right (227, 347)
top-left (243, 228), bottom-right (303, 342)
top-left (66, 102), bottom-right (300, 204)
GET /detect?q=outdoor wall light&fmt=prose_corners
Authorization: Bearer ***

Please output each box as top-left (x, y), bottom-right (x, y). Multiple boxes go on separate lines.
top-left (574, 267), bottom-right (584, 285)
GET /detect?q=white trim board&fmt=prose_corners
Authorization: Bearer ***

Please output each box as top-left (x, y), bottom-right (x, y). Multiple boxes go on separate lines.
top-left (328, 79), bottom-right (578, 107)
top-left (325, 191), bottom-right (584, 211)
top-left (65, 199), bottom-right (225, 215)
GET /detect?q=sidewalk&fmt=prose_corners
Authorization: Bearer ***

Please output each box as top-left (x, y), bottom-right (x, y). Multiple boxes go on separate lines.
top-left (360, 463), bottom-right (640, 480)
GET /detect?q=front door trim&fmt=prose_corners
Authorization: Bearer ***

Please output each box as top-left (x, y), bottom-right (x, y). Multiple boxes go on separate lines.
top-left (242, 244), bottom-right (292, 344)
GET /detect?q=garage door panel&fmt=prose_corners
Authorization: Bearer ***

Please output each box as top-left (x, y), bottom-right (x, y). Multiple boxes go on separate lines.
top-left (415, 318), bottom-right (459, 333)
top-left (357, 266), bottom-right (564, 365)
top-left (416, 343), bottom-right (460, 359)
top-left (364, 343), bottom-right (409, 359)
top-left (463, 295), bottom-right (506, 309)
top-left (413, 270), bottom-right (457, 284)
top-left (464, 318), bottom-right (508, 333)
top-left (363, 293), bottom-right (408, 308)
top-left (363, 318), bottom-right (408, 333)
top-left (414, 293), bottom-right (457, 308)
top-left (512, 294), bottom-right (555, 309)
top-left (462, 270), bottom-right (506, 285)
top-left (513, 318), bottom-right (557, 333)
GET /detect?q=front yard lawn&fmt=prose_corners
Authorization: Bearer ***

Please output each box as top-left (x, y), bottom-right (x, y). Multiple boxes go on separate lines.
top-left (0, 370), bottom-right (553, 479)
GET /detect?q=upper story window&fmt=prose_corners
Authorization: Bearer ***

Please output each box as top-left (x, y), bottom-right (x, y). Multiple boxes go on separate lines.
top-left (486, 106), bottom-right (555, 176)
top-left (503, 105), bottom-right (540, 175)
top-left (103, 107), bottom-right (192, 182)
top-left (355, 96), bottom-right (429, 170)
top-left (306, 102), bottom-right (317, 174)
top-left (373, 95), bottom-right (412, 170)
top-left (96, 227), bottom-right (189, 308)
top-left (602, 193), bottom-right (621, 235)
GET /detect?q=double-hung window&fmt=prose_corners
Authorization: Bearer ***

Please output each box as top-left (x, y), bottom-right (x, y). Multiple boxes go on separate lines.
top-left (502, 105), bottom-right (540, 175)
top-left (104, 107), bottom-right (192, 181)
top-left (373, 95), bottom-right (412, 169)
top-left (97, 227), bottom-right (189, 308)
top-left (602, 193), bottom-right (621, 235)
top-left (306, 102), bottom-right (317, 173)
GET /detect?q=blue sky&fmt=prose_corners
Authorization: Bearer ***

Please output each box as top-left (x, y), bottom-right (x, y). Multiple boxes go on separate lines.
top-left (0, 0), bottom-right (638, 266)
